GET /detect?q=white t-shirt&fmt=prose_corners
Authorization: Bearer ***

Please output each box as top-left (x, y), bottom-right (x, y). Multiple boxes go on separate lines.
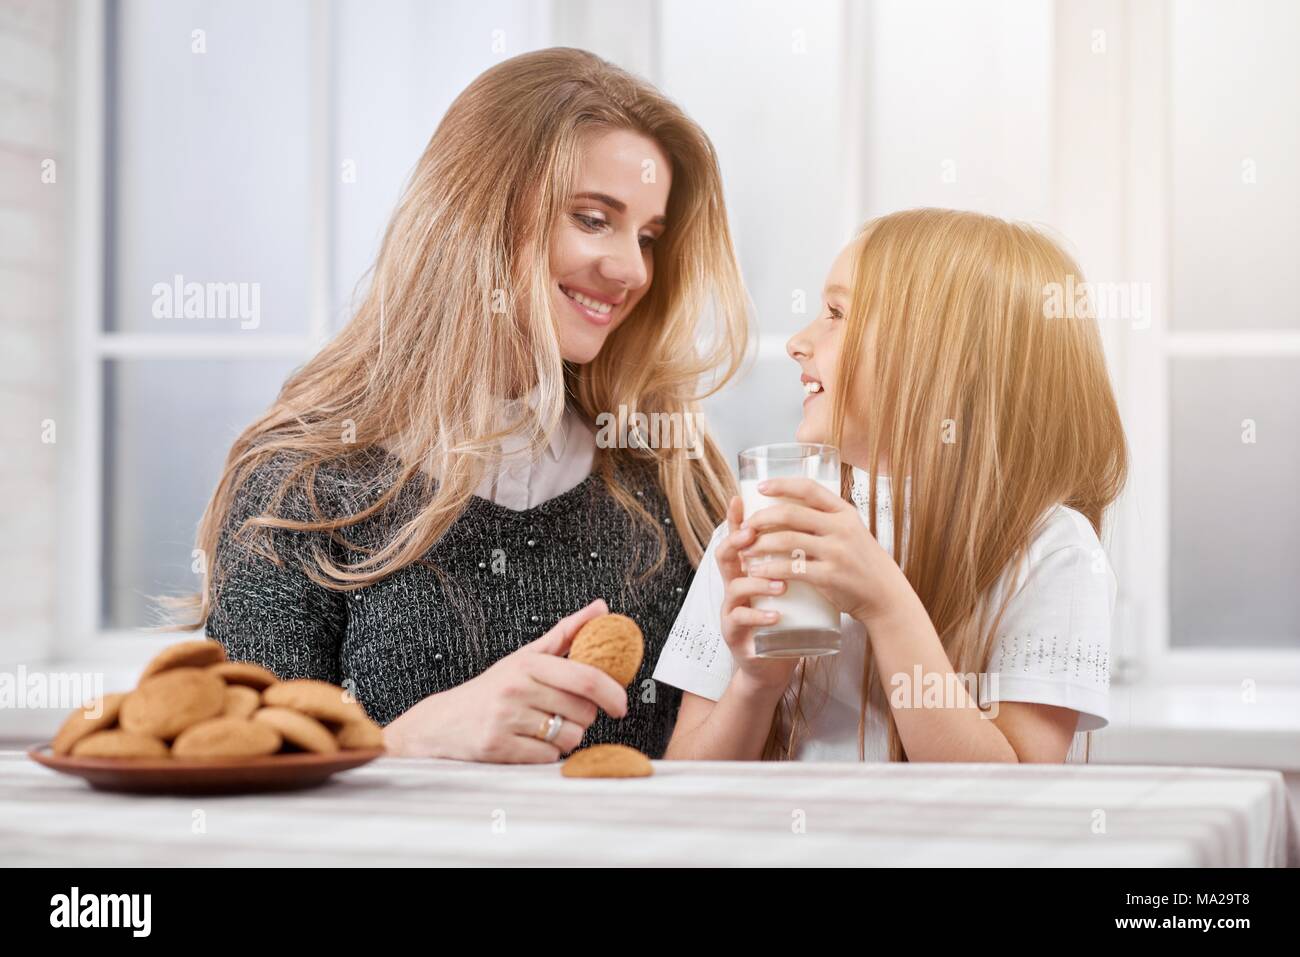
top-left (652, 468), bottom-right (1115, 761)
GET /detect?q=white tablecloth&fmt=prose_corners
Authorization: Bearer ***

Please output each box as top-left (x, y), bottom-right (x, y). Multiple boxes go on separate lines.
top-left (2, 752), bottom-right (1294, 866)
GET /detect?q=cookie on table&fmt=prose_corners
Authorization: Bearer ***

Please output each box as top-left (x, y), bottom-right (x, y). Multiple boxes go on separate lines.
top-left (335, 718), bottom-right (384, 751)
top-left (221, 684), bottom-right (261, 719)
top-left (120, 667), bottom-right (226, 740)
top-left (140, 639), bottom-right (227, 680)
top-left (262, 679), bottom-right (368, 726)
top-left (71, 729), bottom-right (168, 760)
top-left (252, 707), bottom-right (338, 754)
top-left (209, 660), bottom-right (279, 690)
top-left (172, 717), bottom-right (282, 759)
top-left (52, 692), bottom-right (126, 756)
top-left (561, 743), bottom-right (653, 778)
top-left (568, 614), bottom-right (645, 687)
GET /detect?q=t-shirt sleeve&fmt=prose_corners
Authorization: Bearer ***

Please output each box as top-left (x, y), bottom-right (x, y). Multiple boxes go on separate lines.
top-left (651, 523), bottom-right (736, 701)
top-left (979, 541), bottom-right (1115, 732)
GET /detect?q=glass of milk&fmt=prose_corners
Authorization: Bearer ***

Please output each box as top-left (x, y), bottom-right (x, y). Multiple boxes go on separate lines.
top-left (737, 443), bottom-right (842, 658)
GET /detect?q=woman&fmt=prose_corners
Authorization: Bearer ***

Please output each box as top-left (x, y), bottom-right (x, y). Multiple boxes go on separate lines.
top-left (169, 48), bottom-right (749, 762)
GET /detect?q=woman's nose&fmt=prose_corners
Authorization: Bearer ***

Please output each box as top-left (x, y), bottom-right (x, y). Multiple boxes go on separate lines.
top-left (598, 236), bottom-right (649, 290)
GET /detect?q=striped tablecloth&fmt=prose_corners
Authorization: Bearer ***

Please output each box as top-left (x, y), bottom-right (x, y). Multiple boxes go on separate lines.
top-left (1, 751), bottom-right (1294, 866)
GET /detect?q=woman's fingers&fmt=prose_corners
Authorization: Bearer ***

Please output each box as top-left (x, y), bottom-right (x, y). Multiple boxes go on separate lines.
top-left (522, 598), bottom-right (609, 656)
top-left (526, 679), bottom-right (600, 729)
top-left (515, 707), bottom-right (586, 754)
top-left (744, 500), bottom-right (832, 536)
top-left (526, 653), bottom-right (629, 719)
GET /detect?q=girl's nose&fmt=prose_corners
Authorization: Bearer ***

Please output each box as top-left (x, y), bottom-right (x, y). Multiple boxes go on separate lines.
top-left (787, 328), bottom-right (812, 361)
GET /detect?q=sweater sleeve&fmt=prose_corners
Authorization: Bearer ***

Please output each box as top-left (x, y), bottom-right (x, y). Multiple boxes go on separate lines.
top-left (203, 458), bottom-right (348, 684)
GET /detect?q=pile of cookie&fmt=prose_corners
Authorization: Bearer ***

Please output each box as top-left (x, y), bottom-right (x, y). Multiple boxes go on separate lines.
top-left (52, 640), bottom-right (384, 760)
top-left (561, 613), bottom-right (654, 779)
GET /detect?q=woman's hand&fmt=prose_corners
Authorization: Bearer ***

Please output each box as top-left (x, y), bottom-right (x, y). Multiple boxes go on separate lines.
top-left (382, 599), bottom-right (629, 761)
top-left (739, 477), bottom-right (914, 626)
top-left (714, 496), bottom-right (800, 693)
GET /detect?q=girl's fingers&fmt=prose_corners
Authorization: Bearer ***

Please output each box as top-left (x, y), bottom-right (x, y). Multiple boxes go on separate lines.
top-left (723, 574), bottom-right (786, 612)
top-left (744, 501), bottom-right (832, 536)
top-left (745, 556), bottom-right (820, 583)
top-left (741, 530), bottom-right (819, 564)
top-left (728, 606), bottom-right (781, 628)
top-left (716, 497), bottom-right (754, 581)
top-left (752, 477), bottom-right (846, 513)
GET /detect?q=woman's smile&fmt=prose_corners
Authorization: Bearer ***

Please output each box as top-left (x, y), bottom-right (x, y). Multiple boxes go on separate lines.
top-left (558, 282), bottom-right (620, 327)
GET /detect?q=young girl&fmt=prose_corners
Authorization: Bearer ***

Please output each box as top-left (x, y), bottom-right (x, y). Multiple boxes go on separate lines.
top-left (653, 208), bottom-right (1127, 762)
top-left (170, 49), bottom-right (749, 762)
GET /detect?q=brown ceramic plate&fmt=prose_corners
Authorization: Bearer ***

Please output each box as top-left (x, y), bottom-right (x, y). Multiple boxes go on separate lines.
top-left (27, 743), bottom-right (384, 795)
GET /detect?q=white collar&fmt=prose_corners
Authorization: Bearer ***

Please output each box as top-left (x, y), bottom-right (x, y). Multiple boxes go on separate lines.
top-left (499, 382), bottom-right (568, 464)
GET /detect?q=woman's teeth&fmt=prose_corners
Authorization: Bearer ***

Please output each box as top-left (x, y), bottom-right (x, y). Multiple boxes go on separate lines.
top-left (803, 380), bottom-right (824, 395)
top-left (561, 285), bottom-right (613, 315)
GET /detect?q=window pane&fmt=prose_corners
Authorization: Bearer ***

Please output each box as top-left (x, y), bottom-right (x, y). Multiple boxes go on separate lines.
top-left (110, 0), bottom-right (312, 335)
top-left (1170, 0), bottom-right (1300, 331)
top-left (102, 357), bottom-right (301, 630)
top-left (1169, 357), bottom-right (1300, 649)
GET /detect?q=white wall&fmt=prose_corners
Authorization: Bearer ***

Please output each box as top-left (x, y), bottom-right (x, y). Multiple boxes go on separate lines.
top-left (0, 0), bottom-right (67, 663)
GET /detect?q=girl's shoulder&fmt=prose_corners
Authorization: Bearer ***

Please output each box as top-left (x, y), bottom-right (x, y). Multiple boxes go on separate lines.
top-left (1025, 504), bottom-right (1106, 564)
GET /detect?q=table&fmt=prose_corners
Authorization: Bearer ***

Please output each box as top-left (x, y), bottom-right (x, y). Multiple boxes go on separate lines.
top-left (2, 751), bottom-right (1294, 866)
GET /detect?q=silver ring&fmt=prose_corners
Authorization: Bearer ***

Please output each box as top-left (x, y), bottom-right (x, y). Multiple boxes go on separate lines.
top-left (541, 713), bottom-right (564, 743)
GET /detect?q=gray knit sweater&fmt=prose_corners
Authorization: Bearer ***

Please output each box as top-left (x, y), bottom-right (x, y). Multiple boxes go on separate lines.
top-left (204, 446), bottom-right (694, 758)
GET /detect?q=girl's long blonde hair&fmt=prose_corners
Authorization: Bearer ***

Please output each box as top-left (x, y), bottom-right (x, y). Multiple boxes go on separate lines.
top-left (764, 208), bottom-right (1127, 762)
top-left (167, 48), bottom-right (750, 631)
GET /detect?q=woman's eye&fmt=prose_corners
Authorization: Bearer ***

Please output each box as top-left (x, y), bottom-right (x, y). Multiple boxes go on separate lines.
top-left (573, 212), bottom-right (607, 232)
top-left (639, 234), bottom-right (657, 250)
top-left (827, 306), bottom-right (844, 321)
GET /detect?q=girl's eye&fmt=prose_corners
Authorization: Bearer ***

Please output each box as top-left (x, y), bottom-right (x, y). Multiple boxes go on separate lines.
top-left (639, 234), bottom-right (657, 250)
top-left (827, 306), bottom-right (844, 321)
top-left (573, 212), bottom-right (607, 232)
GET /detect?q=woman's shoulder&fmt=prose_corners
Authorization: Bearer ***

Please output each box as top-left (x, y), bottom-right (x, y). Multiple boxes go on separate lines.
top-left (227, 445), bottom-right (397, 526)
top-left (1026, 504), bottom-right (1105, 562)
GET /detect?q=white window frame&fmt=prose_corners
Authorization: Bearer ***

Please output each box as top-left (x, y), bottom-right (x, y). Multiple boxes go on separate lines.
top-left (1116, 0), bottom-right (1300, 684)
top-left (60, 0), bottom-right (335, 663)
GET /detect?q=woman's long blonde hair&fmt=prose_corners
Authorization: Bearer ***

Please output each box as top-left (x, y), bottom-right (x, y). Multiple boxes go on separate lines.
top-left (167, 48), bottom-right (750, 631)
top-left (764, 208), bottom-right (1127, 762)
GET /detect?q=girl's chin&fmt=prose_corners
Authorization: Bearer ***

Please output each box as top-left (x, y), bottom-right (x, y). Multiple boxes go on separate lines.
top-left (794, 420), bottom-right (827, 444)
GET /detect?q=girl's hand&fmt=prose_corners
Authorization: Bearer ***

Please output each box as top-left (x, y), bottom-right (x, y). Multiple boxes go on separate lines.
top-left (382, 599), bottom-right (628, 761)
top-left (740, 478), bottom-right (913, 626)
top-left (714, 495), bottom-right (800, 692)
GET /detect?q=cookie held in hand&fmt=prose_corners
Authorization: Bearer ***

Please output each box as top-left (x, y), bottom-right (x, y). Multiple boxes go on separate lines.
top-left (568, 613), bottom-right (644, 687)
top-left (561, 743), bottom-right (653, 778)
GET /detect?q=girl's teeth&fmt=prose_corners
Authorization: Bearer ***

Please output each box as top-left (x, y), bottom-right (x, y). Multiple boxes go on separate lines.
top-left (563, 286), bottom-right (613, 314)
top-left (803, 380), bottom-right (823, 395)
